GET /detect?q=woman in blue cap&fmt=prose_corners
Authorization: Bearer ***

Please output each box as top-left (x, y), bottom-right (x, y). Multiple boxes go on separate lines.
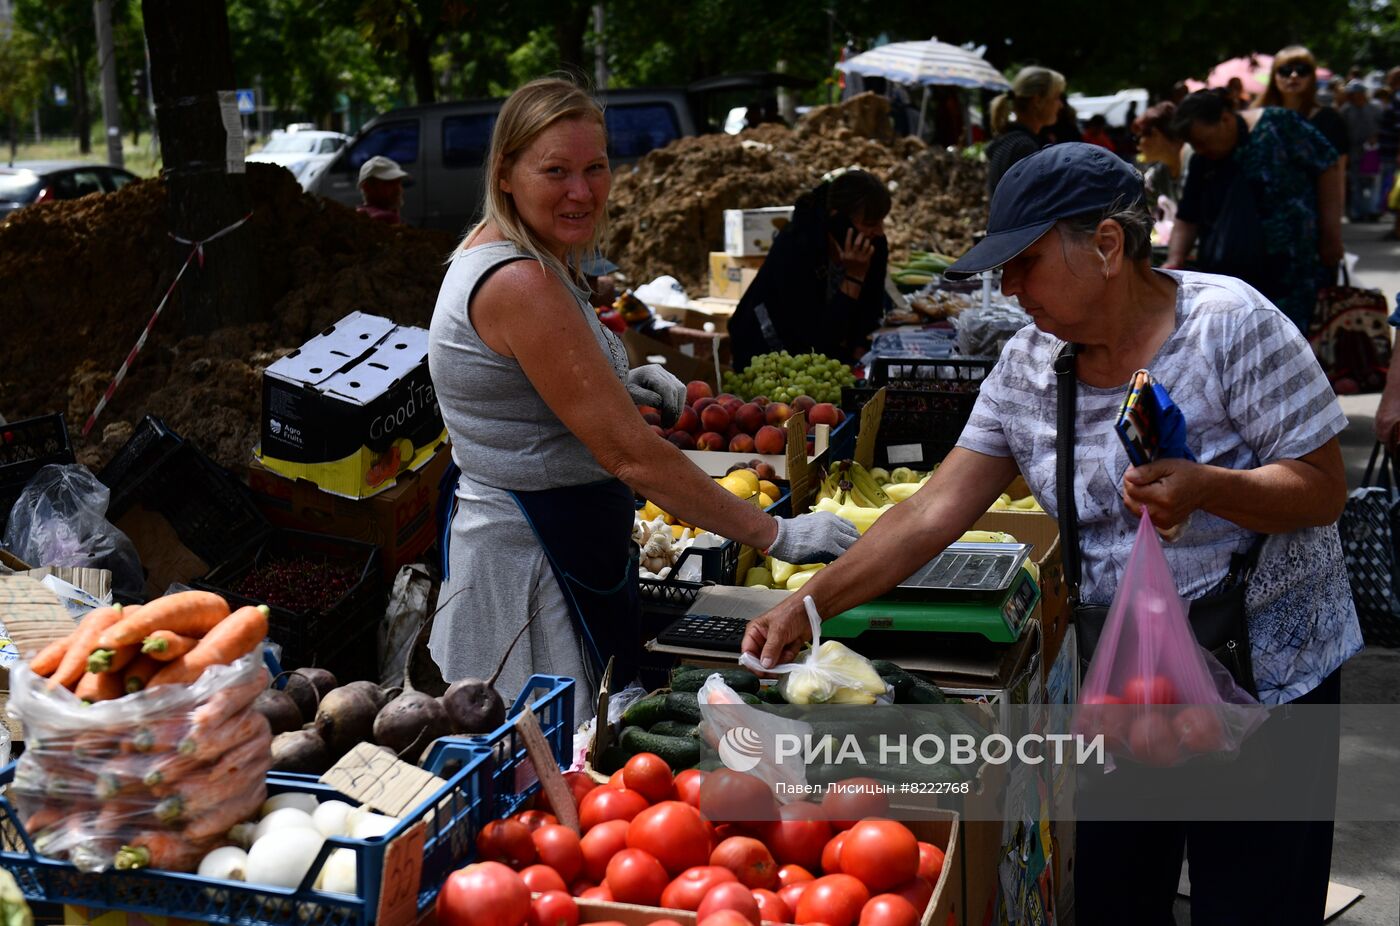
top-left (741, 143), bottom-right (1360, 924)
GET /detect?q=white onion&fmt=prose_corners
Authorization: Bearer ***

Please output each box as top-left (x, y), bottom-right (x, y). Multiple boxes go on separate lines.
top-left (316, 848), bottom-right (358, 895)
top-left (261, 793), bottom-right (320, 818)
top-left (348, 810), bottom-right (400, 840)
top-left (246, 827), bottom-right (326, 889)
top-left (198, 846), bottom-right (249, 882)
top-left (311, 800), bottom-right (356, 838)
top-left (253, 807), bottom-right (317, 843)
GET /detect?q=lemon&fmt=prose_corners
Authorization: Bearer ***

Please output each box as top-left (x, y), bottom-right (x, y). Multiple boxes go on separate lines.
top-left (758, 479), bottom-right (780, 499)
top-left (718, 474), bottom-right (755, 498)
top-left (758, 492), bottom-right (775, 508)
top-left (724, 469), bottom-right (760, 496)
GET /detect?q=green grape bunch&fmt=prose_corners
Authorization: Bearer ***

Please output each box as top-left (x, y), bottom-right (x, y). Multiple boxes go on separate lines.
top-left (722, 351), bottom-right (858, 405)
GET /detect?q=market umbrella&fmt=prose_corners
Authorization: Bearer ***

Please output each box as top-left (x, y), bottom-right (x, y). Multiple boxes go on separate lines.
top-left (837, 38), bottom-right (1011, 92)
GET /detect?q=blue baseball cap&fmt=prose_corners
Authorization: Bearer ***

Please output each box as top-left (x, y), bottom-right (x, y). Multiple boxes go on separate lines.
top-left (943, 143), bottom-right (1146, 281)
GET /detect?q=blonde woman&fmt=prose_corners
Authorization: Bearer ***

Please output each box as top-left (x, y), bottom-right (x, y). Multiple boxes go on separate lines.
top-left (425, 78), bottom-right (856, 711)
top-left (986, 66), bottom-right (1066, 195)
top-left (1259, 46), bottom-right (1348, 164)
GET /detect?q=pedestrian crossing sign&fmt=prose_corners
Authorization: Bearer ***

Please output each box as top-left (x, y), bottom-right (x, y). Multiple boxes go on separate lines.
top-left (236, 89), bottom-right (256, 115)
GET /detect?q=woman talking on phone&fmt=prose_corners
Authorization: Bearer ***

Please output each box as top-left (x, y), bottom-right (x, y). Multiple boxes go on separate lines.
top-left (727, 169), bottom-right (890, 370)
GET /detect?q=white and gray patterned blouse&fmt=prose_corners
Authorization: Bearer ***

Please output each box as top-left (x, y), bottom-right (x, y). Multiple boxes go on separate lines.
top-left (957, 269), bottom-right (1363, 704)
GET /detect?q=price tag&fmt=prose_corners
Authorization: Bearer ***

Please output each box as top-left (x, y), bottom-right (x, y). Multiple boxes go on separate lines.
top-left (785, 411), bottom-right (812, 514)
top-left (854, 387), bottom-right (886, 472)
top-left (376, 820), bottom-right (427, 926)
top-left (321, 742), bottom-right (448, 818)
top-left (518, 707), bottom-right (579, 833)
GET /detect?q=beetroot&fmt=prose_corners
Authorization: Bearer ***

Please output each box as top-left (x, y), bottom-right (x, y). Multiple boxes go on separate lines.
top-left (373, 691), bottom-right (451, 759)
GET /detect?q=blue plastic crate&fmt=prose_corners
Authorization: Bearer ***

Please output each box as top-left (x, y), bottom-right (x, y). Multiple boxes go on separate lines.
top-left (438, 674), bottom-right (575, 821)
top-left (0, 740), bottom-right (493, 926)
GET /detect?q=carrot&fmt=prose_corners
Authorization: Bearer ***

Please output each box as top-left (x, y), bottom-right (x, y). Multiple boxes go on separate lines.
top-left (147, 605), bottom-right (269, 689)
top-left (123, 654), bottom-right (163, 694)
top-left (114, 831), bottom-right (208, 872)
top-left (74, 670), bottom-right (126, 703)
top-left (182, 783), bottom-right (266, 843)
top-left (124, 717), bottom-right (186, 754)
top-left (48, 605), bottom-right (123, 691)
top-left (141, 630), bottom-right (198, 661)
top-left (72, 730), bottom-right (119, 760)
top-left (150, 728), bottom-right (273, 802)
top-left (189, 668), bottom-right (269, 730)
top-left (29, 631), bottom-right (75, 677)
top-left (178, 708), bottom-right (270, 762)
top-left (97, 591), bottom-right (230, 649)
top-left (95, 799), bottom-right (149, 834)
top-left (87, 642), bottom-right (140, 674)
top-left (94, 755), bottom-right (152, 799)
top-left (22, 804), bottom-right (66, 835)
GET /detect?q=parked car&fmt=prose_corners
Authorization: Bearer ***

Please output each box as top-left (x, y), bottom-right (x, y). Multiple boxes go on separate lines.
top-left (0, 161), bottom-right (139, 220)
top-left (246, 129), bottom-right (350, 188)
top-left (307, 74), bottom-right (814, 234)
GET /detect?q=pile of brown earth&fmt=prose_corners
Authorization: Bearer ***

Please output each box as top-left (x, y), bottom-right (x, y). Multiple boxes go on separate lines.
top-left (0, 164), bottom-right (455, 471)
top-left (607, 92), bottom-right (989, 294)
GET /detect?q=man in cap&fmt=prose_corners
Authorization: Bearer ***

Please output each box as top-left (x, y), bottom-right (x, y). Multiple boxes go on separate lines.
top-left (357, 155), bottom-right (409, 224)
top-left (1341, 79), bottom-right (1382, 220)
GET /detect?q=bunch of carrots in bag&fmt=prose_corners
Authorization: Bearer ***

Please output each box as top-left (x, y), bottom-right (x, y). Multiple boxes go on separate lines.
top-left (9, 590), bottom-right (276, 873)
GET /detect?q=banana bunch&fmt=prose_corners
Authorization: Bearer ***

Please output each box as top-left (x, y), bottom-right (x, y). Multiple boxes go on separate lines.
top-left (988, 493), bottom-right (1044, 512)
top-left (817, 460), bottom-right (894, 507)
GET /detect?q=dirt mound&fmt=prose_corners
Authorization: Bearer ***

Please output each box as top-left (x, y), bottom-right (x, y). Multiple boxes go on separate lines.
top-left (607, 93), bottom-right (988, 294)
top-left (0, 165), bottom-right (455, 472)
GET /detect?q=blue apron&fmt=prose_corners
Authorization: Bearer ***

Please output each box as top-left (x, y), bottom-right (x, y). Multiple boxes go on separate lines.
top-left (508, 478), bottom-right (643, 686)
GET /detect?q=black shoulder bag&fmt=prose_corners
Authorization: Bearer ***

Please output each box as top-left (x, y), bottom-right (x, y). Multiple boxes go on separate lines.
top-left (1054, 342), bottom-right (1263, 697)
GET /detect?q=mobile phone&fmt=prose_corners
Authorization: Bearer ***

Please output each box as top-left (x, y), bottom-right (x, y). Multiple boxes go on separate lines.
top-left (1114, 370), bottom-right (1160, 467)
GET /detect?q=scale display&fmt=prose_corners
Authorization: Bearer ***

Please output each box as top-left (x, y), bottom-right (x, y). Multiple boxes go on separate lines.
top-left (883, 542), bottom-right (1032, 599)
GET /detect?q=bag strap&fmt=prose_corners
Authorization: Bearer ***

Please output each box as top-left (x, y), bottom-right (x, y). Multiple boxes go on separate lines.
top-left (1364, 441), bottom-right (1396, 492)
top-left (1054, 342), bottom-right (1083, 606)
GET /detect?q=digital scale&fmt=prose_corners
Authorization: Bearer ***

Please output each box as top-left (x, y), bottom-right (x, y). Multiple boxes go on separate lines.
top-left (656, 542), bottom-right (1040, 652)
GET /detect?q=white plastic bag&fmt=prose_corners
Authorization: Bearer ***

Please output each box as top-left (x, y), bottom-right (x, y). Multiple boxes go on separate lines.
top-left (379, 565), bottom-right (432, 688)
top-left (697, 674), bottom-right (811, 801)
top-left (738, 597), bottom-right (893, 705)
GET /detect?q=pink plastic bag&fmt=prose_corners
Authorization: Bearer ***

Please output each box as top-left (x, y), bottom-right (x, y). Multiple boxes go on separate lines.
top-left (1074, 510), bottom-right (1266, 766)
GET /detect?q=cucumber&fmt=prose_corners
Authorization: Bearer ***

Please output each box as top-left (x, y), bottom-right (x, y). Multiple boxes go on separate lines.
top-left (870, 660), bottom-right (919, 701)
top-left (595, 742), bottom-right (631, 775)
top-left (757, 685), bottom-right (786, 704)
top-left (905, 676), bottom-right (948, 705)
top-left (650, 720), bottom-right (701, 739)
top-left (664, 691), bottom-right (702, 723)
top-left (619, 727), bottom-right (702, 769)
top-left (670, 667), bottom-right (761, 694)
top-left (621, 693), bottom-right (669, 728)
top-left (738, 692), bottom-right (762, 705)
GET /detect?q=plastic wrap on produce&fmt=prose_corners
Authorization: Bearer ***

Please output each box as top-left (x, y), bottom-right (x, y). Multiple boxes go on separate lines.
top-left (7, 650), bottom-right (271, 873)
top-left (952, 301), bottom-right (1033, 359)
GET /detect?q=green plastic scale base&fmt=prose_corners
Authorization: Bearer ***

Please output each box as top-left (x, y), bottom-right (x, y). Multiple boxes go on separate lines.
top-left (822, 568), bottom-right (1041, 644)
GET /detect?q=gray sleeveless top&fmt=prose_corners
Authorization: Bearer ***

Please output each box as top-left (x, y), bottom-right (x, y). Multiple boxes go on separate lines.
top-left (428, 240), bottom-right (629, 491)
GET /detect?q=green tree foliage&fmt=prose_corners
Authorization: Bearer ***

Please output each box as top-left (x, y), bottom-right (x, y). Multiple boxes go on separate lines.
top-left (14, 0), bottom-right (97, 151)
top-left (0, 26), bottom-right (55, 158)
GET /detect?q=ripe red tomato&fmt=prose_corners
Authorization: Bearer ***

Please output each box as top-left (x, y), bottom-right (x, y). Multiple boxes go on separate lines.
top-left (660, 865), bottom-right (738, 910)
top-left (1077, 694), bottom-right (1131, 747)
top-left (578, 884), bottom-right (613, 902)
top-left (710, 836), bottom-right (779, 890)
top-left (437, 861), bottom-right (530, 926)
top-left (820, 832), bottom-right (848, 875)
top-left (477, 819), bottom-right (538, 869)
top-left (779, 864), bottom-right (816, 887)
top-left (674, 769), bottom-right (708, 808)
top-left (753, 889), bottom-right (792, 923)
top-left (580, 819), bottom-right (630, 883)
top-left (520, 864), bottom-right (568, 894)
top-left (515, 810), bottom-right (558, 833)
top-left (839, 821), bottom-right (918, 892)
top-left (795, 874), bottom-right (870, 926)
top-left (696, 880), bottom-right (762, 925)
top-left (578, 787), bottom-right (649, 831)
top-left (1124, 674), bottom-right (1177, 705)
top-left (569, 880), bottom-right (594, 897)
top-left (1172, 705), bottom-right (1225, 753)
top-left (699, 913), bottom-right (760, 926)
top-left (605, 848), bottom-right (669, 906)
top-left (536, 771), bottom-right (598, 816)
top-left (530, 890), bottom-right (579, 926)
top-left (858, 894), bottom-right (920, 926)
top-left (778, 883), bottom-right (809, 913)
top-left (626, 800), bottom-right (713, 875)
top-left (763, 802), bottom-right (833, 872)
top-left (699, 769), bottom-right (780, 823)
top-left (1129, 712), bottom-right (1180, 766)
top-left (608, 769), bottom-right (627, 789)
top-left (888, 878), bottom-right (932, 914)
top-left (623, 752), bottom-right (675, 803)
top-left (652, 921), bottom-right (686, 926)
top-left (532, 824), bottom-right (584, 886)
top-left (915, 843), bottom-right (945, 884)
top-left (819, 779), bottom-right (890, 830)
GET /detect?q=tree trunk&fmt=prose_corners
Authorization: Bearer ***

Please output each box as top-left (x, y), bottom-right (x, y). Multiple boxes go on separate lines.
top-left (406, 24), bottom-right (435, 104)
top-left (553, 3), bottom-right (592, 73)
top-left (142, 0), bottom-right (258, 335)
top-left (73, 58), bottom-right (91, 154)
top-left (8, 114), bottom-right (17, 162)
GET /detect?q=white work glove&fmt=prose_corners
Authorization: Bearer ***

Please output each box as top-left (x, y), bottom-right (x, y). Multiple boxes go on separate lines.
top-left (768, 512), bottom-right (861, 564)
top-left (627, 363), bottom-right (686, 427)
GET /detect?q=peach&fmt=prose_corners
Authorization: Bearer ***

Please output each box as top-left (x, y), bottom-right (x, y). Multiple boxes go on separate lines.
top-left (720, 398), bottom-right (744, 417)
top-left (686, 381), bottom-right (714, 405)
top-left (649, 425), bottom-right (668, 438)
top-left (642, 411), bottom-right (662, 427)
top-left (724, 423), bottom-right (741, 441)
top-left (765, 403), bottom-right (792, 426)
top-left (734, 403), bottom-right (766, 435)
top-left (791, 395), bottom-right (816, 415)
top-left (729, 433), bottom-right (756, 453)
top-left (697, 431), bottom-right (727, 451)
top-left (668, 431), bottom-right (697, 450)
top-left (808, 403), bottom-right (841, 427)
top-left (675, 407), bottom-right (701, 435)
top-left (637, 405), bottom-right (659, 418)
top-left (717, 393), bottom-right (742, 404)
top-left (754, 426), bottom-right (786, 455)
top-left (751, 395), bottom-right (771, 407)
top-left (751, 461), bottom-right (778, 481)
top-left (701, 404), bottom-right (732, 433)
top-left (693, 396), bottom-right (718, 414)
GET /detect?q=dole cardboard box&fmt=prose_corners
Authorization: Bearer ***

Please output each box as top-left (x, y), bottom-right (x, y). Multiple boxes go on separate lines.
top-left (723, 207), bottom-right (794, 256)
top-left (707, 251), bottom-right (765, 299)
top-left (256, 312), bottom-right (446, 499)
top-left (247, 441), bottom-right (450, 581)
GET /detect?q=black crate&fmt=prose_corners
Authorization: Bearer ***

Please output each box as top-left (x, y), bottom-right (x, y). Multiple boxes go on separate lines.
top-left (97, 415), bottom-right (184, 507)
top-left (0, 414), bottom-right (76, 530)
top-left (844, 358), bottom-right (995, 471)
top-left (195, 529), bottom-right (386, 683)
top-left (106, 441), bottom-right (268, 569)
top-left (637, 540), bottom-right (741, 607)
top-left (869, 356), bottom-right (995, 390)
